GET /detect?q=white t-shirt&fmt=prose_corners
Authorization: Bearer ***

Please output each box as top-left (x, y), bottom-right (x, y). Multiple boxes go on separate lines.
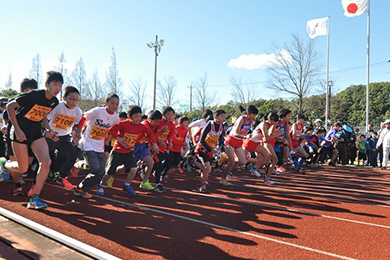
top-left (0, 111), bottom-right (4, 129)
top-left (79, 107), bottom-right (119, 152)
top-left (47, 102), bottom-right (82, 136)
top-left (189, 119), bottom-right (206, 137)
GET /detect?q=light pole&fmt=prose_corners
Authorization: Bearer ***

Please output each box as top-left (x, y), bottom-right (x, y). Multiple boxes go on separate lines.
top-left (187, 84), bottom-right (193, 112)
top-left (147, 35), bottom-right (164, 110)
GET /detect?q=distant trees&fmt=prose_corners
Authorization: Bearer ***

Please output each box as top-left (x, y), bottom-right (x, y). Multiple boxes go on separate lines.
top-left (193, 73), bottom-right (216, 111)
top-left (128, 78), bottom-right (147, 111)
top-left (4, 72), bottom-right (13, 89)
top-left (29, 54), bottom-right (43, 88)
top-left (230, 76), bottom-right (257, 105)
top-left (157, 76), bottom-right (178, 108)
top-left (105, 47), bottom-right (122, 96)
top-left (267, 34), bottom-right (321, 114)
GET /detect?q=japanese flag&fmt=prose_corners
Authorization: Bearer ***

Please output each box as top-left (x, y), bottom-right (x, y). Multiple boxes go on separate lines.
top-left (342, 0), bottom-right (368, 17)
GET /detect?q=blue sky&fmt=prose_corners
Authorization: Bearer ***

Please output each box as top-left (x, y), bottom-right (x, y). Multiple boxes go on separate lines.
top-left (0, 1), bottom-right (389, 111)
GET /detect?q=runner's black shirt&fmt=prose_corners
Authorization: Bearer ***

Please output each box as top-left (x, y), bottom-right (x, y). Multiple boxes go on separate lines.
top-left (15, 90), bottom-right (59, 129)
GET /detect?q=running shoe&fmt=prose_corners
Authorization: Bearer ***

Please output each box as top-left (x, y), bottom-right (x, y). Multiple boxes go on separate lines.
top-left (273, 169), bottom-right (280, 175)
top-left (27, 185), bottom-right (35, 197)
top-left (140, 172), bottom-right (145, 180)
top-left (62, 178), bottom-right (75, 191)
top-left (226, 173), bottom-right (233, 181)
top-left (312, 163), bottom-right (320, 168)
top-left (13, 187), bottom-right (23, 196)
top-left (179, 167), bottom-right (184, 173)
top-left (96, 185), bottom-right (105, 196)
top-left (250, 167), bottom-right (261, 178)
top-left (198, 183), bottom-right (208, 193)
top-left (53, 172), bottom-right (61, 183)
top-left (106, 176), bottom-right (114, 188)
top-left (296, 168), bottom-right (306, 174)
top-left (123, 184), bottom-right (136, 195)
top-left (204, 181), bottom-right (210, 187)
top-left (154, 184), bottom-right (166, 193)
top-left (220, 178), bottom-right (232, 186)
top-left (276, 166), bottom-right (286, 172)
top-left (139, 180), bottom-right (154, 190)
top-left (27, 196), bottom-right (48, 210)
top-left (74, 188), bottom-right (92, 199)
top-left (187, 166), bottom-right (192, 172)
top-left (47, 171), bottom-right (55, 180)
top-left (264, 179), bottom-right (275, 185)
top-left (0, 157), bottom-right (10, 181)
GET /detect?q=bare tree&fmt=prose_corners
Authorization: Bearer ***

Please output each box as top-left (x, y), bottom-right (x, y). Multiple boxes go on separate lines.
top-left (71, 57), bottom-right (88, 99)
top-left (105, 47), bottom-right (122, 96)
top-left (55, 52), bottom-right (68, 96)
top-left (157, 76), bottom-right (178, 108)
top-left (128, 78), bottom-right (147, 109)
top-left (5, 71), bottom-right (12, 89)
top-left (193, 73), bottom-right (216, 110)
top-left (267, 34), bottom-right (321, 113)
top-left (89, 70), bottom-right (104, 107)
top-left (29, 54), bottom-right (43, 88)
top-left (230, 76), bottom-right (258, 105)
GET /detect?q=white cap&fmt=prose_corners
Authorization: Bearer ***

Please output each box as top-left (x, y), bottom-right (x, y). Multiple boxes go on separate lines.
top-left (384, 119), bottom-right (390, 124)
top-left (314, 118), bottom-right (322, 123)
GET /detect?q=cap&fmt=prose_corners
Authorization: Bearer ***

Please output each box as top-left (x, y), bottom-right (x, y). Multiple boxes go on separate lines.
top-left (314, 118), bottom-right (322, 123)
top-left (303, 126), bottom-right (314, 133)
top-left (384, 119), bottom-right (390, 124)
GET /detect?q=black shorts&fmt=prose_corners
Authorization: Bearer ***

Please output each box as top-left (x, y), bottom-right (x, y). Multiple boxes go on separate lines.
top-left (105, 150), bottom-right (137, 175)
top-left (358, 152), bottom-right (367, 160)
top-left (104, 144), bottom-right (113, 153)
top-left (196, 150), bottom-right (212, 164)
top-left (10, 125), bottom-right (44, 147)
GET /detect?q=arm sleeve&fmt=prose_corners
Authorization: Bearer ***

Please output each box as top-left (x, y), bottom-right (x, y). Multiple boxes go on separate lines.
top-left (108, 121), bottom-right (123, 139)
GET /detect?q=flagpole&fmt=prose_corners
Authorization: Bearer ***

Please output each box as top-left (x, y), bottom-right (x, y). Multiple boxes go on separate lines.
top-left (325, 16), bottom-right (330, 130)
top-left (366, 0), bottom-right (370, 131)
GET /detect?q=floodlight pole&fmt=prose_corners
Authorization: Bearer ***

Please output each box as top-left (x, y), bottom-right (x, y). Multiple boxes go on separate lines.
top-left (147, 35), bottom-right (164, 110)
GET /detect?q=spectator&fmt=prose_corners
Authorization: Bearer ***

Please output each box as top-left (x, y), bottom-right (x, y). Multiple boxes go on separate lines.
top-left (368, 131), bottom-right (378, 167)
top-left (376, 119), bottom-right (390, 170)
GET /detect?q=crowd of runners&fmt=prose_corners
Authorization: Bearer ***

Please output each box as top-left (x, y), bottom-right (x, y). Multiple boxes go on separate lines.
top-left (0, 70), bottom-right (390, 210)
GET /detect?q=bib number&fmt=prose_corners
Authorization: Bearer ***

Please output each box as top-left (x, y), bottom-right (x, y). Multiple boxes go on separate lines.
top-left (159, 131), bottom-right (169, 142)
top-left (205, 135), bottom-right (219, 149)
top-left (89, 125), bottom-right (109, 140)
top-left (123, 133), bottom-right (138, 148)
top-left (24, 104), bottom-right (52, 122)
top-left (52, 114), bottom-right (76, 130)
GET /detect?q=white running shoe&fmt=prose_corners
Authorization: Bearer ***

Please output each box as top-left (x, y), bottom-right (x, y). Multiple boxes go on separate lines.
top-left (250, 167), bottom-right (261, 178)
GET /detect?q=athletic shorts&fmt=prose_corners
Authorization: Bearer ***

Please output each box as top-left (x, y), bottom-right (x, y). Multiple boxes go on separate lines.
top-left (358, 152), bottom-right (367, 160)
top-left (10, 125), bottom-right (44, 147)
top-left (243, 139), bottom-right (261, 152)
top-left (225, 135), bottom-right (244, 149)
top-left (105, 150), bottom-right (137, 175)
top-left (195, 149), bottom-right (212, 164)
top-left (134, 144), bottom-right (150, 160)
top-left (104, 144), bottom-right (113, 153)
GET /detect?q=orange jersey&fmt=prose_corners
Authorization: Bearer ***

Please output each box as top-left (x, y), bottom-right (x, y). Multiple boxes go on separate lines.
top-left (170, 125), bottom-right (188, 153)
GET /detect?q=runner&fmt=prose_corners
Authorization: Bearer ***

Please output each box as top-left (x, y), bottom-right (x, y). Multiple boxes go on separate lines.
top-left (46, 86), bottom-right (82, 190)
top-left (221, 105), bottom-right (258, 185)
top-left (74, 93), bottom-right (120, 199)
top-left (195, 109), bottom-right (226, 192)
top-left (0, 71), bottom-right (62, 209)
top-left (274, 108), bottom-right (293, 173)
top-left (97, 105), bottom-right (157, 196)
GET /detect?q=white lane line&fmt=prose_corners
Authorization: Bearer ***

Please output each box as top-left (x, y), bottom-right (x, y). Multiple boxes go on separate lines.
top-left (0, 207), bottom-right (121, 260)
top-left (83, 191), bottom-right (357, 260)
top-left (170, 188), bottom-right (390, 229)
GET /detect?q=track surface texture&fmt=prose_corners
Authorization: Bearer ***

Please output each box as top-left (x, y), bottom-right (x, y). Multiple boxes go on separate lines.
top-left (1, 165), bottom-right (390, 260)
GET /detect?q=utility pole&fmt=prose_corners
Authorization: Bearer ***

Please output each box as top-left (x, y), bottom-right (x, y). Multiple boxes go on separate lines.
top-left (188, 84), bottom-right (193, 112)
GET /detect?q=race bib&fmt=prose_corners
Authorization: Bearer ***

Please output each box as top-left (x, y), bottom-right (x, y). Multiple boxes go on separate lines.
top-left (89, 125), bottom-right (109, 140)
top-left (24, 104), bottom-right (52, 122)
top-left (176, 137), bottom-right (184, 143)
top-left (205, 135), bottom-right (219, 149)
top-left (52, 114), bottom-right (76, 130)
top-left (123, 133), bottom-right (138, 148)
top-left (159, 130), bottom-right (169, 142)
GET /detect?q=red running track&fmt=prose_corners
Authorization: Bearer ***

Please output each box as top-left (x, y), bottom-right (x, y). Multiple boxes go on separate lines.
top-left (1, 165), bottom-right (390, 260)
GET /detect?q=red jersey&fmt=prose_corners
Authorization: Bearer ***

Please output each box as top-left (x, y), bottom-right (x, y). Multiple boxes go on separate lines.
top-left (109, 119), bottom-right (156, 153)
top-left (156, 119), bottom-right (175, 153)
top-left (170, 125), bottom-right (188, 153)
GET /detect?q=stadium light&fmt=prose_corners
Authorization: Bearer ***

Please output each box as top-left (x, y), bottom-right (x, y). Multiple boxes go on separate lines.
top-left (147, 35), bottom-right (164, 110)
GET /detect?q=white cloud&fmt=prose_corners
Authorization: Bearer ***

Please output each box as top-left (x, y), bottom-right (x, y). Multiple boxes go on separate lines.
top-left (227, 49), bottom-right (292, 70)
